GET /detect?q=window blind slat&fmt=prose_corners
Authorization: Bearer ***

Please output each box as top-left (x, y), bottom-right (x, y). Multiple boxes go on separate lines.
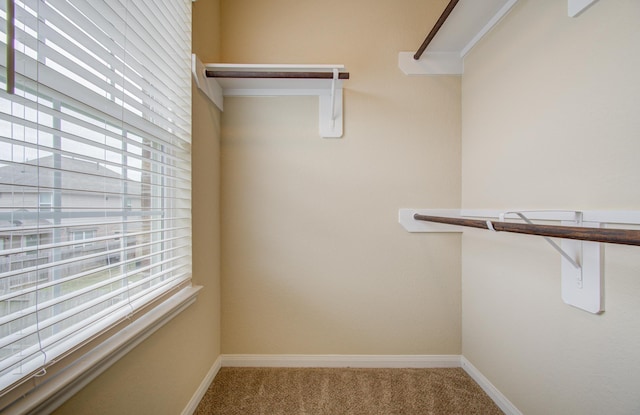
top-left (0, 260), bottom-right (191, 357)
top-left (0, 238), bottom-right (191, 303)
top-left (38, 22), bottom-right (189, 125)
top-left (98, 0), bottom-right (188, 85)
top-left (0, 103), bottom-right (191, 166)
top-left (0, 177), bottom-right (191, 204)
top-left (53, 0), bottom-right (191, 106)
top-left (0, 258), bottom-right (189, 328)
top-left (0, 79), bottom-right (191, 158)
top-left (0, 215), bottom-right (189, 234)
top-left (39, 271), bottom-right (190, 354)
top-left (0, 264), bottom-right (190, 352)
top-left (35, 49), bottom-right (191, 140)
top-left (122, 2), bottom-right (186, 63)
top-left (0, 125), bottom-right (192, 178)
top-left (0, 223), bottom-right (190, 259)
top-left (0, 236), bottom-right (190, 288)
top-left (1, 271), bottom-right (190, 377)
top-left (0, 158), bottom-right (192, 196)
top-left (37, 41), bottom-right (191, 135)
top-left (137, 0), bottom-right (190, 47)
top-left (6, 53), bottom-right (189, 146)
top-left (38, 1), bottom-right (190, 113)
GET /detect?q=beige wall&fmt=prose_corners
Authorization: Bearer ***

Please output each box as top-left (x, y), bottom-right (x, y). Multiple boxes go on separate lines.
top-left (220, 0), bottom-right (462, 354)
top-left (53, 1), bottom-right (222, 413)
top-left (461, 1), bottom-right (640, 414)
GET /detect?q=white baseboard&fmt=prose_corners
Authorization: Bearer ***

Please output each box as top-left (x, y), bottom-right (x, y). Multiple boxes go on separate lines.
top-left (181, 355), bottom-right (222, 415)
top-left (221, 354), bottom-right (462, 368)
top-left (461, 356), bottom-right (523, 415)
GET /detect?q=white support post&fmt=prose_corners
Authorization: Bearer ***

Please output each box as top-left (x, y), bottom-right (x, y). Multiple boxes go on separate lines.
top-left (561, 221), bottom-right (604, 314)
top-left (319, 88), bottom-right (343, 138)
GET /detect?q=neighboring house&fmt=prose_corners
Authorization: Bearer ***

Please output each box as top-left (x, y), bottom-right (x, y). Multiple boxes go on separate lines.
top-left (0, 155), bottom-right (143, 298)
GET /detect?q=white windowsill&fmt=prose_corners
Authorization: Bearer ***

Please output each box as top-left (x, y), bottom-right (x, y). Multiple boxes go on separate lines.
top-left (8, 285), bottom-right (202, 415)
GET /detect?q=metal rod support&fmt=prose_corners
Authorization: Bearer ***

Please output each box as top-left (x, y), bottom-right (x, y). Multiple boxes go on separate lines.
top-left (413, 214), bottom-right (640, 247)
top-left (508, 212), bottom-right (581, 269)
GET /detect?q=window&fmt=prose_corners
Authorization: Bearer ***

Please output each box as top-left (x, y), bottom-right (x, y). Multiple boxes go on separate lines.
top-left (22, 231), bottom-right (42, 254)
top-left (38, 192), bottom-right (52, 211)
top-left (23, 234), bottom-right (38, 249)
top-left (0, 0), bottom-right (192, 409)
top-left (71, 229), bottom-right (96, 248)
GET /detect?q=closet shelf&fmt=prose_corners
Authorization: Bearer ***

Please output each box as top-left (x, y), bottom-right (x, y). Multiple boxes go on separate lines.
top-left (399, 208), bottom-right (640, 314)
top-left (192, 55), bottom-right (349, 138)
top-left (399, 0), bottom-right (520, 75)
top-left (400, 0), bottom-right (599, 75)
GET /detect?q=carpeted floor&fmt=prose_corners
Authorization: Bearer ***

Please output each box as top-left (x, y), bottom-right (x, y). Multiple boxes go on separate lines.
top-left (194, 367), bottom-right (504, 414)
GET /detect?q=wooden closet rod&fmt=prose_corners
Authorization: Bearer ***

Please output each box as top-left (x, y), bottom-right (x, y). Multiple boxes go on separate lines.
top-left (413, 214), bottom-right (640, 246)
top-left (414, 0), bottom-right (460, 60)
top-left (206, 70), bottom-right (350, 80)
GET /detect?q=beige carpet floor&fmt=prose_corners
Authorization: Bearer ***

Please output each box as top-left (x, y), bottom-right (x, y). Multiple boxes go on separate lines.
top-left (194, 367), bottom-right (504, 414)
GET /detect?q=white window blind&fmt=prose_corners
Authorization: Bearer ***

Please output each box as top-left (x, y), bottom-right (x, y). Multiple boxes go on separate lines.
top-left (0, 0), bottom-right (192, 406)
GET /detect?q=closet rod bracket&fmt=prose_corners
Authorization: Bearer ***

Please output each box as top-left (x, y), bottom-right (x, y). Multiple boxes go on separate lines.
top-left (499, 211), bottom-right (603, 314)
top-left (500, 211), bottom-right (582, 270)
top-left (399, 208), bottom-right (608, 314)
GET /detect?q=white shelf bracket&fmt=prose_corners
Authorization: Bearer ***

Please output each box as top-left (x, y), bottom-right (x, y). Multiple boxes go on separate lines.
top-left (500, 211), bottom-right (581, 270)
top-left (560, 220), bottom-right (604, 314)
top-left (318, 89), bottom-right (343, 137)
top-left (500, 211), bottom-right (603, 314)
top-left (191, 54), bottom-right (223, 111)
